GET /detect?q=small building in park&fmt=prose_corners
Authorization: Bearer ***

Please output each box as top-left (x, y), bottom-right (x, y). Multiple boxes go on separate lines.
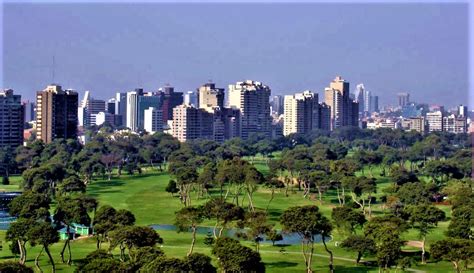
top-left (58, 223), bottom-right (91, 240)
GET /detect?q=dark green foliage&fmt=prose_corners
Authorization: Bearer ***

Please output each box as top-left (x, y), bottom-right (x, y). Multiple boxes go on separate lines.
top-left (331, 206), bottom-right (366, 234)
top-left (431, 239), bottom-right (474, 273)
top-left (2, 175), bottom-right (9, 185)
top-left (340, 235), bottom-right (376, 264)
top-left (184, 253), bottom-right (217, 273)
top-left (0, 261), bottom-right (34, 273)
top-left (212, 237), bottom-right (265, 273)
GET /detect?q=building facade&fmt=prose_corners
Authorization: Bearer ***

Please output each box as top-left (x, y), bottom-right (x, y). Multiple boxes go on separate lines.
top-left (36, 85), bottom-right (78, 143)
top-left (159, 85), bottom-right (183, 123)
top-left (283, 91), bottom-right (319, 136)
top-left (397, 93), bottom-right (410, 107)
top-left (426, 111), bottom-right (444, 132)
top-left (324, 76), bottom-right (358, 130)
top-left (144, 107), bottom-right (163, 134)
top-left (171, 104), bottom-right (214, 142)
top-left (0, 89), bottom-right (24, 149)
top-left (228, 80), bottom-right (272, 139)
top-left (198, 83), bottom-right (225, 112)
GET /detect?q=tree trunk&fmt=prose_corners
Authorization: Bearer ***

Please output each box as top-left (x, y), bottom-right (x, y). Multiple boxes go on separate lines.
top-left (67, 239), bottom-right (72, 265)
top-left (60, 239), bottom-right (68, 263)
top-left (188, 226), bottom-right (196, 256)
top-left (322, 235), bottom-right (334, 273)
top-left (18, 240), bottom-right (25, 265)
top-left (44, 245), bottom-right (56, 273)
top-left (421, 236), bottom-right (426, 264)
top-left (453, 261), bottom-right (461, 273)
top-left (266, 189), bottom-right (275, 212)
top-left (213, 221), bottom-right (219, 239)
top-left (356, 251), bottom-right (362, 264)
top-left (247, 191), bottom-right (255, 212)
top-left (301, 241), bottom-right (310, 273)
top-left (35, 246), bottom-right (44, 273)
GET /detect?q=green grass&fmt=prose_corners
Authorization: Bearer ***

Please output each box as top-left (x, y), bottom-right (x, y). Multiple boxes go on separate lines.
top-left (0, 163), bottom-right (472, 273)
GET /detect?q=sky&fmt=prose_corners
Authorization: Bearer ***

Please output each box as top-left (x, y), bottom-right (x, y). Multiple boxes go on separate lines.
top-left (1, 2), bottom-right (470, 108)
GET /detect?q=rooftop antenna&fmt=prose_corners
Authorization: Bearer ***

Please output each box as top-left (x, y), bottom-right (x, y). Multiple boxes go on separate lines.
top-left (51, 55), bottom-right (56, 84)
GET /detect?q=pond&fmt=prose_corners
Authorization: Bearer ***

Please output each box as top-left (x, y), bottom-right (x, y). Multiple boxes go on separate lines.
top-left (150, 224), bottom-right (330, 245)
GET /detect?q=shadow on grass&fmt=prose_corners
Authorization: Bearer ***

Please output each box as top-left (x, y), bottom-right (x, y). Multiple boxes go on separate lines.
top-left (265, 261), bottom-right (298, 268)
top-left (334, 264), bottom-right (375, 273)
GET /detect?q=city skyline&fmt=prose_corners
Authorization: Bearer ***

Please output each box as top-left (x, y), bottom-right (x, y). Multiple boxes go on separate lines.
top-left (3, 2), bottom-right (469, 108)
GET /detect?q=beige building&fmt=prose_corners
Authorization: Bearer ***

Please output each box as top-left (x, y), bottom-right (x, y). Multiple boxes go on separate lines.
top-left (401, 117), bottom-right (426, 134)
top-left (283, 91), bottom-right (319, 136)
top-left (198, 83), bottom-right (224, 112)
top-left (228, 80), bottom-right (272, 139)
top-left (171, 104), bottom-right (214, 142)
top-left (36, 85), bottom-right (78, 143)
top-left (324, 76), bottom-right (358, 130)
top-left (443, 114), bottom-right (467, 134)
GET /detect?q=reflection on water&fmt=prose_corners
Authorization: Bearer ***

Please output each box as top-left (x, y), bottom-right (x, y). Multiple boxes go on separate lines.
top-left (150, 224), bottom-right (330, 245)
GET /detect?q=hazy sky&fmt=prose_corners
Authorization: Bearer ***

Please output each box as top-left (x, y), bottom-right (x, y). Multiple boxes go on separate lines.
top-left (2, 2), bottom-right (469, 108)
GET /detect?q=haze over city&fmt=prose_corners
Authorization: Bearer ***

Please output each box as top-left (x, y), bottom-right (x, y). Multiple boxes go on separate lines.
top-left (2, 2), bottom-right (469, 108)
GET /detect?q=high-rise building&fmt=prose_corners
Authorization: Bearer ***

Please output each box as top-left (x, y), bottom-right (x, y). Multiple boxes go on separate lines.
top-left (107, 99), bottom-right (116, 115)
top-left (171, 104), bottom-right (214, 142)
top-left (397, 93), bottom-right (410, 107)
top-left (355, 84), bottom-right (366, 113)
top-left (159, 85), bottom-right (183, 123)
top-left (184, 91), bottom-right (198, 107)
top-left (401, 117), bottom-right (426, 134)
top-left (115, 92), bottom-right (127, 126)
top-left (426, 111), bottom-right (443, 132)
top-left (443, 114), bottom-right (467, 134)
top-left (93, 112), bottom-right (115, 126)
top-left (79, 91), bottom-right (106, 127)
top-left (228, 80), bottom-right (272, 139)
top-left (325, 76), bottom-right (358, 129)
top-left (318, 103), bottom-right (331, 131)
top-left (198, 83), bottom-right (225, 112)
top-left (144, 107), bottom-right (163, 134)
top-left (0, 89), bottom-right (24, 149)
top-left (126, 91), bottom-right (139, 132)
top-left (36, 85), bottom-right (78, 143)
top-left (283, 91), bottom-right (319, 136)
top-left (371, 96), bottom-right (379, 113)
top-left (138, 94), bottom-right (161, 130)
top-left (458, 105), bottom-right (468, 117)
top-left (270, 95), bottom-right (284, 115)
top-left (22, 101), bottom-right (35, 123)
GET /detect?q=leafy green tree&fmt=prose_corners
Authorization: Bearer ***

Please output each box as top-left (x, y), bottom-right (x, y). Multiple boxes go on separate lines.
top-left (280, 205), bottom-right (333, 273)
top-left (211, 237), bottom-right (265, 273)
top-left (446, 205), bottom-right (473, 239)
top-left (109, 226), bottom-right (162, 261)
top-left (75, 249), bottom-right (126, 273)
top-left (239, 211), bottom-right (272, 252)
top-left (175, 206), bottom-right (205, 256)
top-left (331, 206), bottom-right (366, 235)
top-left (390, 166), bottom-right (419, 186)
top-left (183, 253), bottom-right (217, 273)
top-left (128, 246), bottom-right (164, 271)
top-left (431, 238), bottom-right (474, 273)
top-left (202, 199), bottom-right (245, 238)
top-left (28, 221), bottom-right (60, 273)
top-left (8, 191), bottom-right (51, 220)
top-left (266, 229), bottom-right (283, 246)
top-left (395, 182), bottom-right (432, 205)
top-left (0, 261), bottom-right (34, 273)
top-left (142, 257), bottom-right (187, 273)
top-left (406, 204), bottom-right (446, 263)
top-left (5, 218), bottom-right (35, 265)
top-left (340, 235), bottom-right (376, 264)
top-left (343, 176), bottom-right (376, 216)
top-left (165, 179), bottom-right (179, 196)
top-left (57, 175), bottom-right (86, 195)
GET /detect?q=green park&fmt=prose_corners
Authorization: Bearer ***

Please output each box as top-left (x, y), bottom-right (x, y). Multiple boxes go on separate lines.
top-left (0, 128), bottom-right (472, 273)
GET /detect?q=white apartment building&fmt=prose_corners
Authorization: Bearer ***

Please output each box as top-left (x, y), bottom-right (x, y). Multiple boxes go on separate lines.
top-left (283, 91), bottom-right (319, 136)
top-left (144, 107), bottom-right (163, 134)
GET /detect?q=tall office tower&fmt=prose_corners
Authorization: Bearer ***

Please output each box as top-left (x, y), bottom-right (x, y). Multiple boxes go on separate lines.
top-left (171, 104), bottom-right (214, 142)
top-left (325, 76), bottom-right (356, 129)
top-left (144, 107), bottom-right (163, 134)
top-left (107, 99), bottom-right (116, 114)
top-left (198, 82), bottom-right (225, 112)
top-left (126, 91), bottom-right (139, 132)
top-left (0, 89), bottom-right (24, 149)
top-left (371, 96), bottom-right (379, 113)
top-left (115, 92), bottom-right (127, 126)
top-left (283, 91), bottom-right (319, 136)
top-left (138, 93), bottom-right (161, 130)
top-left (78, 91), bottom-right (106, 126)
top-left (184, 90), bottom-right (198, 107)
top-left (426, 111), bottom-right (444, 132)
top-left (318, 103), bottom-right (331, 131)
top-left (355, 84), bottom-right (365, 113)
top-left (160, 85), bottom-right (183, 123)
top-left (397, 92), bottom-right (410, 107)
top-left (22, 101), bottom-right (35, 122)
top-left (228, 80), bottom-right (272, 139)
top-left (36, 85), bottom-right (78, 143)
top-left (350, 101), bottom-right (360, 127)
top-left (458, 105), bottom-right (468, 117)
top-left (270, 95), bottom-right (284, 115)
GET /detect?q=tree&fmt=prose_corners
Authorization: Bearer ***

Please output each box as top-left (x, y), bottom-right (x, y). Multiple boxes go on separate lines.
top-left (211, 237), bottom-right (265, 273)
top-left (128, 246), bottom-right (164, 271)
top-left (142, 257), bottom-right (188, 273)
top-left (183, 253), bottom-right (217, 273)
top-left (165, 180), bottom-right (179, 196)
top-left (280, 205), bottom-right (333, 273)
top-left (175, 206), bottom-right (205, 256)
top-left (431, 238), bottom-right (474, 273)
top-left (406, 204), bottom-right (446, 263)
top-left (57, 175), bottom-right (86, 195)
top-left (9, 191), bottom-right (51, 220)
top-left (266, 229), bottom-right (283, 246)
top-left (340, 235), bottom-right (376, 264)
top-left (343, 176), bottom-right (376, 216)
top-left (75, 249), bottom-right (126, 272)
top-left (109, 226), bottom-right (162, 261)
top-left (28, 221), bottom-right (60, 273)
top-left (446, 205), bottom-right (473, 239)
top-left (5, 218), bottom-right (35, 265)
top-left (0, 261), bottom-right (33, 273)
top-left (263, 175), bottom-right (285, 211)
top-left (239, 211), bottom-right (273, 252)
top-left (202, 199), bottom-right (245, 238)
top-left (331, 206), bottom-right (366, 235)
top-left (54, 195), bottom-right (94, 264)
top-left (395, 182), bottom-right (431, 205)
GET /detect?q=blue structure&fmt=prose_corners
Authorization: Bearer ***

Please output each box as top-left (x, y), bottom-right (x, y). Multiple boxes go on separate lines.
top-left (0, 192), bottom-right (21, 230)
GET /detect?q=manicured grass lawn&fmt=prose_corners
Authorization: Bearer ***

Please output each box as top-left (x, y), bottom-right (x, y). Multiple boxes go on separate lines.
top-left (0, 163), bottom-right (472, 273)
